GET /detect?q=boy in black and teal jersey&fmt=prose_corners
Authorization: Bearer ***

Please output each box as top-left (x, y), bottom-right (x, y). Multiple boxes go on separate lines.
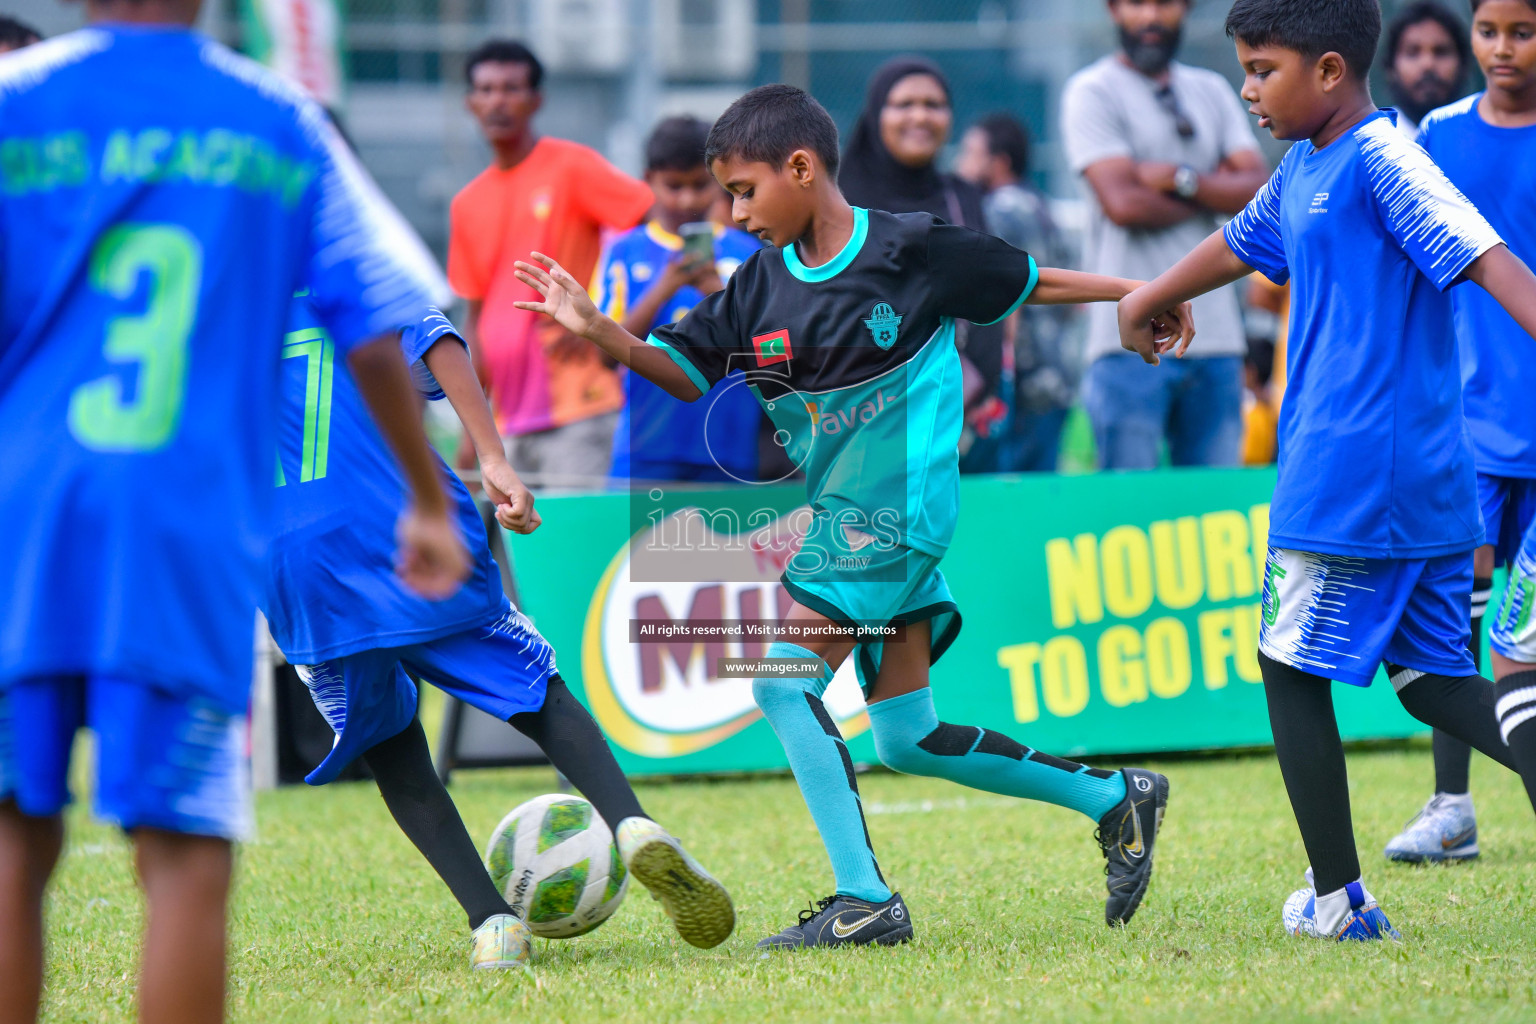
top-left (513, 85), bottom-right (1193, 948)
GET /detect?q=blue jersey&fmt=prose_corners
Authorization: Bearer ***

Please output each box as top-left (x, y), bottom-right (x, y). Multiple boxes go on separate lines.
top-left (0, 28), bottom-right (441, 712)
top-left (596, 222), bottom-right (763, 477)
top-left (1418, 95), bottom-right (1536, 478)
top-left (1223, 110), bottom-right (1502, 559)
top-left (264, 301), bottom-right (502, 664)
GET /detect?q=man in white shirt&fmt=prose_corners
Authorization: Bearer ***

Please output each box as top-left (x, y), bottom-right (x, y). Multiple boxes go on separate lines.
top-left (1382, 1), bottom-right (1469, 141)
top-left (1062, 0), bottom-right (1268, 470)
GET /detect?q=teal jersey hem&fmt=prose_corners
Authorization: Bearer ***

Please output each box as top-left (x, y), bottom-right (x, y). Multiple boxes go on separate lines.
top-left (975, 255), bottom-right (1038, 326)
top-left (782, 207), bottom-right (869, 283)
top-left (645, 332), bottom-right (712, 396)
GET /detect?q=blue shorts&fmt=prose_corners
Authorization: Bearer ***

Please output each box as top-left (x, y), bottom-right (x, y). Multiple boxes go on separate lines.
top-left (1477, 473), bottom-right (1536, 568)
top-left (1258, 547), bottom-right (1474, 688)
top-left (0, 676), bottom-right (249, 839)
top-left (297, 601), bottom-right (556, 785)
top-left (780, 511), bottom-right (961, 696)
top-left (1491, 520), bottom-right (1536, 663)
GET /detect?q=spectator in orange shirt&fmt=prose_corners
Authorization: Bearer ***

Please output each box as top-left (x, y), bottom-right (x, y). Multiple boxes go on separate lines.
top-left (449, 40), bottom-right (654, 486)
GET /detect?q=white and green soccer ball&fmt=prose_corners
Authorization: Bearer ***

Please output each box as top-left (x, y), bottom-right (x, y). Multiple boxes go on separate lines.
top-left (484, 794), bottom-right (628, 938)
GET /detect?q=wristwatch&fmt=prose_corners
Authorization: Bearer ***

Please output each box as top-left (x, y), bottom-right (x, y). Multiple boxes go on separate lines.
top-left (1173, 165), bottom-right (1200, 199)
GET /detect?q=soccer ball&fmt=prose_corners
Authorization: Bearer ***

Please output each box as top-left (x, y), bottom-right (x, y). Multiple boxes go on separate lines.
top-left (483, 794), bottom-right (628, 938)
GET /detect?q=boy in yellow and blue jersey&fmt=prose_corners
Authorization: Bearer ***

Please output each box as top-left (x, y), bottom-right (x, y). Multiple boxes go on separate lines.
top-left (515, 85), bottom-right (1195, 948)
top-left (596, 116), bottom-right (763, 482)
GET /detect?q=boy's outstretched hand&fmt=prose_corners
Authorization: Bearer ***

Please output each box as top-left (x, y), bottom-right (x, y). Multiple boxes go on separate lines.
top-left (514, 253), bottom-right (601, 338)
top-left (1118, 293), bottom-right (1197, 365)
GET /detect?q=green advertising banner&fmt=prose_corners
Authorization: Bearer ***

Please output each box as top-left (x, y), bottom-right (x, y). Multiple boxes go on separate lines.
top-left (506, 469), bottom-right (1426, 776)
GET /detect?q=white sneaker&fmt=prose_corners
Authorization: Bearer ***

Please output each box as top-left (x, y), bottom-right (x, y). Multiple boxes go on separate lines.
top-left (470, 913), bottom-right (531, 970)
top-left (1282, 869), bottom-right (1400, 941)
top-left (1384, 793), bottom-right (1478, 863)
top-left (615, 817), bottom-right (735, 949)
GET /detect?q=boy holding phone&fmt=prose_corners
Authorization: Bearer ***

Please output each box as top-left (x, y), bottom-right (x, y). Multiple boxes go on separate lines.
top-left (596, 116), bottom-right (763, 482)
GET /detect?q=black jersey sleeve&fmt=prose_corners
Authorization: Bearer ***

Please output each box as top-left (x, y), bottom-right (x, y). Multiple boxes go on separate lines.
top-left (646, 269), bottom-right (744, 394)
top-left (925, 222), bottom-right (1039, 326)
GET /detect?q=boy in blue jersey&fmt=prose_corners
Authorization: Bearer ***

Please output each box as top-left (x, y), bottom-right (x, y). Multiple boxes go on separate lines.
top-left (1119, 0), bottom-right (1536, 941)
top-left (1489, 517), bottom-right (1536, 808)
top-left (0, 0), bottom-right (469, 1019)
top-left (267, 297), bottom-right (735, 967)
top-left (597, 115), bottom-right (763, 482)
top-left (513, 84), bottom-right (1196, 948)
top-left (1384, 0), bottom-right (1536, 865)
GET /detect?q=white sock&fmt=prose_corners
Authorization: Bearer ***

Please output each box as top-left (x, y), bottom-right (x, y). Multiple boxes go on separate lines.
top-left (1313, 878), bottom-right (1376, 935)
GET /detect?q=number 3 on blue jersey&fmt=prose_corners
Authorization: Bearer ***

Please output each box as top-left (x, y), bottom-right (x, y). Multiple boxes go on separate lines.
top-left (68, 223), bottom-right (201, 452)
top-left (276, 327), bottom-right (334, 485)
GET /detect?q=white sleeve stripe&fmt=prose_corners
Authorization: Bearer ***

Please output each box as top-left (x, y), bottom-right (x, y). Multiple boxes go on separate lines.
top-left (0, 29), bottom-right (112, 98)
top-left (1223, 163), bottom-right (1286, 273)
top-left (1357, 118), bottom-right (1503, 287)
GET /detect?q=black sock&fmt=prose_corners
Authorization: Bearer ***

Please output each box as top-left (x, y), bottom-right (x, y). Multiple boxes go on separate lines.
top-left (1425, 583), bottom-right (1486, 792)
top-left (1260, 654), bottom-right (1360, 896)
top-left (1433, 576), bottom-right (1495, 794)
top-left (1495, 669), bottom-right (1536, 815)
top-left (1388, 665), bottom-right (1515, 771)
top-left (510, 676), bottom-right (647, 830)
top-left (362, 718), bottom-right (511, 930)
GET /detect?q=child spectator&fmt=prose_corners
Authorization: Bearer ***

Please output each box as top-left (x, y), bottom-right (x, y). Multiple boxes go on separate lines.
top-left (596, 116), bottom-right (763, 482)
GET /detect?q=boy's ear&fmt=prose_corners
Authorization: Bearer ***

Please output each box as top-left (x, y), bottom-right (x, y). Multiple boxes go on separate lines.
top-left (787, 148), bottom-right (817, 188)
top-left (1317, 51), bottom-right (1348, 92)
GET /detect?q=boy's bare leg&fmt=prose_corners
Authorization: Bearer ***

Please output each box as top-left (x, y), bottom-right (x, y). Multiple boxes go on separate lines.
top-left (0, 804), bottom-right (64, 1024)
top-left (134, 829), bottom-right (231, 1024)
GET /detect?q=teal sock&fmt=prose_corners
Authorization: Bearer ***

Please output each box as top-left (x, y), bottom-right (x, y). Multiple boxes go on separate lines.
top-left (867, 688), bottom-right (1127, 820)
top-left (753, 641), bottom-right (891, 903)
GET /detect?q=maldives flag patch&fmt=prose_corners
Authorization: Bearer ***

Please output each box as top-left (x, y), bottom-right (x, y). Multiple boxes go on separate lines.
top-left (752, 328), bottom-right (792, 366)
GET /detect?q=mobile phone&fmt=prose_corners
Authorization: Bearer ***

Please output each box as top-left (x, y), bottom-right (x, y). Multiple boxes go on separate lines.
top-left (680, 221), bottom-right (714, 266)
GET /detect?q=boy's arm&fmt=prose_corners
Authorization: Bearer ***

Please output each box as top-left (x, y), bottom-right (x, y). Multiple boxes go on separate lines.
top-left (514, 253), bottom-right (704, 401)
top-left (1462, 244), bottom-right (1536, 340)
top-left (420, 337), bottom-right (539, 535)
top-left (1117, 231), bottom-right (1254, 364)
top-left (1029, 267), bottom-right (1197, 355)
top-left (1028, 267), bottom-right (1145, 304)
top-left (347, 335), bottom-right (471, 595)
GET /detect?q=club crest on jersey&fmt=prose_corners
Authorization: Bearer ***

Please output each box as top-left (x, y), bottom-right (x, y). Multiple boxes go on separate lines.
top-left (752, 328), bottom-right (792, 366)
top-left (863, 303), bottom-right (902, 349)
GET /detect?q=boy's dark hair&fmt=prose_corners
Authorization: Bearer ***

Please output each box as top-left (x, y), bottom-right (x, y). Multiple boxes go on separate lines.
top-left (1472, 0), bottom-right (1536, 12)
top-left (465, 39), bottom-right (543, 90)
top-left (705, 84), bottom-right (840, 179)
top-left (0, 15), bottom-right (41, 49)
top-left (645, 116), bottom-right (711, 173)
top-left (1383, 2), bottom-right (1469, 73)
top-left (974, 112), bottom-right (1031, 178)
top-left (1224, 0), bottom-right (1381, 80)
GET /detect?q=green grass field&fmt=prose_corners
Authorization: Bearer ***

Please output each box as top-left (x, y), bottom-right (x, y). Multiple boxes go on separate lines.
top-left (38, 744), bottom-right (1536, 1024)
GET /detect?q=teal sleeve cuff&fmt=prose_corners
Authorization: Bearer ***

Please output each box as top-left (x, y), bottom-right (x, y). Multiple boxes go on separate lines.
top-left (646, 333), bottom-right (711, 396)
top-left (976, 255), bottom-right (1039, 326)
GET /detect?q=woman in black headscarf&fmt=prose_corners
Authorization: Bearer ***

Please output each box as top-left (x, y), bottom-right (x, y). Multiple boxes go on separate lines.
top-left (841, 56), bottom-right (988, 227)
top-left (841, 56), bottom-right (1005, 471)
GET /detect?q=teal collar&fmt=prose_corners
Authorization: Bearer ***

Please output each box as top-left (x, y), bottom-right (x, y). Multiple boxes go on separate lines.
top-left (782, 206), bottom-right (868, 283)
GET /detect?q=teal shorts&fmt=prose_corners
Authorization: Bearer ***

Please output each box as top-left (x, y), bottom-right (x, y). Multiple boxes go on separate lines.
top-left (780, 511), bottom-right (962, 696)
